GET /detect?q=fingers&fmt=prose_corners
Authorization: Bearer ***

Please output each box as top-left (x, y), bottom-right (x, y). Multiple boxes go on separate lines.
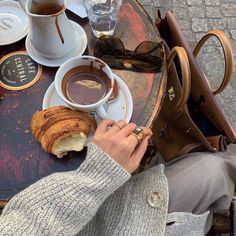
top-left (141, 126), bottom-right (153, 137)
top-left (126, 126), bottom-right (153, 147)
top-left (108, 120), bottom-right (127, 134)
top-left (95, 119), bottom-right (152, 149)
top-left (118, 123), bottom-right (137, 137)
top-left (95, 119), bottom-right (115, 133)
top-left (93, 119), bottom-right (153, 174)
top-left (96, 119), bottom-right (152, 144)
top-left (130, 135), bottom-right (150, 168)
top-left (108, 120), bottom-right (137, 137)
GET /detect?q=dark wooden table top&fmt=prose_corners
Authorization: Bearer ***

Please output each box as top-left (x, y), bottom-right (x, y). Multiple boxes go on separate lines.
top-left (0, 0), bottom-right (167, 208)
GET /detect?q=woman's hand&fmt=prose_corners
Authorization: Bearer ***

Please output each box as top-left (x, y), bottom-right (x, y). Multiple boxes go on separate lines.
top-left (92, 119), bottom-right (153, 174)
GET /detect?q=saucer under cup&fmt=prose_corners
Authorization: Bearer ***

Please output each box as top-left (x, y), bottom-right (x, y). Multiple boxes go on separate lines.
top-left (0, 1), bottom-right (29, 45)
top-left (43, 73), bottom-right (133, 123)
top-left (25, 21), bottom-right (87, 67)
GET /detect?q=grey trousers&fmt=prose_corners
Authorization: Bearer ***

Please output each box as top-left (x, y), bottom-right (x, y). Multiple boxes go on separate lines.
top-left (164, 152), bottom-right (236, 214)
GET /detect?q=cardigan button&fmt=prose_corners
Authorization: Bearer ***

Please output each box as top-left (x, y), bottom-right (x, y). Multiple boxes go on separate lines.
top-left (147, 192), bottom-right (163, 208)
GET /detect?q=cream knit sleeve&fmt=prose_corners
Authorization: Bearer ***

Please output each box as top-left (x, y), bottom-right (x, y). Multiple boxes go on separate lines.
top-left (0, 142), bottom-right (130, 236)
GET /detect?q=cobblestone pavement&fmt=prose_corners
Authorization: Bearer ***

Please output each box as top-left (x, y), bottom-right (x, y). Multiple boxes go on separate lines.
top-left (139, 0), bottom-right (236, 154)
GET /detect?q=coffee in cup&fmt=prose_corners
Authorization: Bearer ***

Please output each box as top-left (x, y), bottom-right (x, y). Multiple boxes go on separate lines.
top-left (55, 56), bottom-right (114, 119)
top-left (30, 2), bottom-right (64, 15)
top-left (61, 66), bottom-right (112, 106)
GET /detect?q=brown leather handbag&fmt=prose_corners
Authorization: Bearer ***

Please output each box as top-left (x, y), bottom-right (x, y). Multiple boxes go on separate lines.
top-left (152, 10), bottom-right (236, 162)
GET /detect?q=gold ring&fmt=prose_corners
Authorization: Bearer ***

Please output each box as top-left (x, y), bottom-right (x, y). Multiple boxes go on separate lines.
top-left (131, 127), bottom-right (144, 144)
top-left (113, 123), bottom-right (123, 130)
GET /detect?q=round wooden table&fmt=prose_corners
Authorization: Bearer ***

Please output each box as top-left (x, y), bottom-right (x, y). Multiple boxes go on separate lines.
top-left (0, 0), bottom-right (167, 208)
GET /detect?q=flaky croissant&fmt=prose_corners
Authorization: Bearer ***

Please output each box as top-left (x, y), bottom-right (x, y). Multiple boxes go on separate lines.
top-left (31, 106), bottom-right (97, 158)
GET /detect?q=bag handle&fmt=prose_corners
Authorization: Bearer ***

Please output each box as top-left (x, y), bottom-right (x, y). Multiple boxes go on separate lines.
top-left (193, 29), bottom-right (234, 95)
top-left (166, 46), bottom-right (191, 113)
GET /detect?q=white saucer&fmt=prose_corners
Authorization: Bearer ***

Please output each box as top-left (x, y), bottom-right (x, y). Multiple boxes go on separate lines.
top-left (25, 20), bottom-right (87, 67)
top-left (42, 73), bottom-right (133, 123)
top-left (0, 1), bottom-right (29, 45)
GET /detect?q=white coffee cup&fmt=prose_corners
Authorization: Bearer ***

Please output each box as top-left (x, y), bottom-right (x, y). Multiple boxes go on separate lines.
top-left (55, 55), bottom-right (114, 119)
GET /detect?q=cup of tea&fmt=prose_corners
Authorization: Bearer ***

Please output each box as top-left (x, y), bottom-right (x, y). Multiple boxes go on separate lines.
top-left (54, 55), bottom-right (114, 119)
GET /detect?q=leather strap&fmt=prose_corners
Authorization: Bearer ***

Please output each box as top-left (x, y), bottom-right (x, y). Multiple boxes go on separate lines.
top-left (193, 29), bottom-right (234, 95)
top-left (167, 46), bottom-right (191, 113)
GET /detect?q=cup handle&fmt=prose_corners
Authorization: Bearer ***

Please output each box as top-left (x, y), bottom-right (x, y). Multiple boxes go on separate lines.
top-left (96, 105), bottom-right (107, 119)
top-left (18, 0), bottom-right (26, 11)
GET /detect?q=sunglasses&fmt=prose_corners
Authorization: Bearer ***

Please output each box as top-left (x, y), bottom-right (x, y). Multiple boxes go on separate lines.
top-left (94, 35), bottom-right (165, 73)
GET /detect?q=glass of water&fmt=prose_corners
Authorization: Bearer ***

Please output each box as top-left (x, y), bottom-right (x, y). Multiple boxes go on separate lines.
top-left (84, 0), bottom-right (122, 38)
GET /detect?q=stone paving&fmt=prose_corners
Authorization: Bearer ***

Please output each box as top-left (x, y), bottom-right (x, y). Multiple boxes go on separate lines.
top-left (139, 0), bottom-right (236, 154)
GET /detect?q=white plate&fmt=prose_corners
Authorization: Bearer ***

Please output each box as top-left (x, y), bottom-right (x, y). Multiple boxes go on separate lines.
top-left (0, 1), bottom-right (29, 45)
top-left (25, 20), bottom-right (87, 67)
top-left (67, 0), bottom-right (87, 18)
top-left (42, 73), bottom-right (133, 123)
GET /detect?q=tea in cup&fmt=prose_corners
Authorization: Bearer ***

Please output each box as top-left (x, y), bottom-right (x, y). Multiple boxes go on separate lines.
top-left (55, 55), bottom-right (114, 119)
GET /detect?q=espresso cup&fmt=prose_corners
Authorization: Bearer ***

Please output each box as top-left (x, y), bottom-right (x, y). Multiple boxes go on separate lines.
top-left (55, 55), bottom-right (114, 119)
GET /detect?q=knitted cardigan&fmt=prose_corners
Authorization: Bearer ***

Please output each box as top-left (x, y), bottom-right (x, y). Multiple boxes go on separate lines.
top-left (0, 143), bottom-right (209, 236)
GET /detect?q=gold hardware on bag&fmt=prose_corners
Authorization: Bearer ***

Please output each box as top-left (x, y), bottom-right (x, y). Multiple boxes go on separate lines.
top-left (168, 86), bottom-right (175, 101)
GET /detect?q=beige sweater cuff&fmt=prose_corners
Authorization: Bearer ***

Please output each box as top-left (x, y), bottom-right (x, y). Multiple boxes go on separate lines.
top-left (78, 142), bottom-right (131, 195)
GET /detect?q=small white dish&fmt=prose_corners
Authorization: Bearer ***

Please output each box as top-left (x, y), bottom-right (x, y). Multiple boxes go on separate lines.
top-left (0, 1), bottom-right (29, 45)
top-left (25, 20), bottom-right (87, 67)
top-left (67, 0), bottom-right (87, 18)
top-left (43, 73), bottom-right (133, 123)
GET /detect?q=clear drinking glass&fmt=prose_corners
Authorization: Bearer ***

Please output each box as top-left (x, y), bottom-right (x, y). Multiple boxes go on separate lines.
top-left (83, 0), bottom-right (122, 38)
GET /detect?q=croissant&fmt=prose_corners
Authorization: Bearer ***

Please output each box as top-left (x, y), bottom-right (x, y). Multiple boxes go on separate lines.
top-left (31, 106), bottom-right (97, 158)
